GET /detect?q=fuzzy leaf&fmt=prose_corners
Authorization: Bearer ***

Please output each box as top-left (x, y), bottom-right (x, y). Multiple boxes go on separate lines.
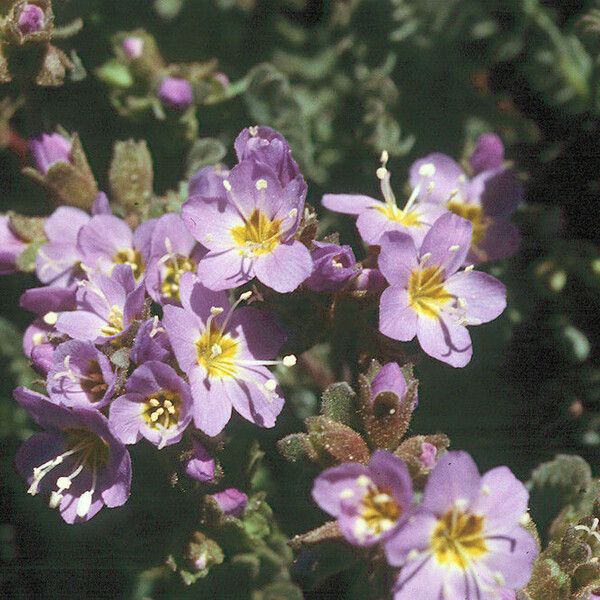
top-left (185, 137), bottom-right (227, 178)
top-left (320, 382), bottom-right (357, 428)
top-left (306, 416), bottom-right (370, 465)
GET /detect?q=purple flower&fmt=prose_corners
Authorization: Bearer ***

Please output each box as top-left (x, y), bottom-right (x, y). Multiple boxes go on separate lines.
top-left (130, 317), bottom-right (172, 365)
top-left (122, 36), bottom-right (144, 59)
top-left (162, 273), bottom-right (290, 436)
top-left (36, 207), bottom-right (89, 286)
top-left (371, 363), bottom-right (408, 404)
top-left (322, 154), bottom-right (446, 247)
top-left (47, 340), bottom-right (116, 409)
top-left (185, 438), bottom-right (215, 482)
top-left (234, 126), bottom-right (306, 193)
top-left (20, 285), bottom-right (77, 357)
top-left (312, 450), bottom-right (413, 546)
top-left (14, 387), bottom-right (131, 523)
top-left (158, 77), bottom-right (194, 111)
top-left (17, 3), bottom-right (45, 34)
top-left (29, 133), bottom-right (72, 174)
top-left (0, 215), bottom-right (27, 275)
top-left (385, 451), bottom-right (538, 600)
top-left (31, 343), bottom-right (54, 376)
top-left (183, 158), bottom-right (312, 293)
top-left (145, 213), bottom-right (205, 305)
top-left (304, 241), bottom-right (359, 292)
top-left (56, 265), bottom-right (145, 344)
top-left (378, 213), bottom-right (506, 367)
top-left (109, 361), bottom-right (193, 449)
top-left (351, 268), bottom-right (387, 294)
top-left (409, 137), bottom-right (522, 264)
top-left (210, 488), bottom-right (248, 517)
top-left (77, 215), bottom-right (154, 281)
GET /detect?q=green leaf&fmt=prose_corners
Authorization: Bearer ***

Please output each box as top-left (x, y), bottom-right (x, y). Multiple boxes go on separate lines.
top-left (320, 382), bottom-right (357, 427)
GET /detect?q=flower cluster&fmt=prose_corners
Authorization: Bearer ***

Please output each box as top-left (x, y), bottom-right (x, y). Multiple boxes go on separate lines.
top-left (313, 450), bottom-right (538, 599)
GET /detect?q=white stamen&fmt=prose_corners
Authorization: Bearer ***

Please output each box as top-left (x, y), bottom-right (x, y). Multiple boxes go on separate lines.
top-left (264, 379), bottom-right (277, 392)
top-left (331, 259), bottom-right (344, 269)
top-left (204, 234), bottom-right (214, 243)
top-left (255, 179), bottom-right (268, 190)
top-left (248, 126), bottom-right (258, 136)
top-left (32, 332), bottom-right (46, 345)
top-left (493, 572), bottom-right (505, 586)
top-left (465, 264), bottom-right (475, 272)
top-left (240, 291), bottom-right (253, 301)
top-left (211, 344), bottom-right (223, 357)
top-left (76, 490), bottom-right (93, 518)
top-left (288, 208), bottom-right (298, 220)
top-left (418, 163), bottom-right (436, 177)
top-left (448, 244), bottom-right (460, 252)
top-left (43, 312), bottom-right (58, 326)
top-left (49, 491), bottom-right (63, 509)
top-left (210, 306), bottom-right (224, 316)
top-left (164, 237), bottom-right (174, 254)
top-left (356, 475), bottom-right (371, 487)
top-left (519, 513), bottom-right (530, 526)
top-left (407, 549), bottom-right (420, 561)
top-left (481, 484), bottom-right (491, 496)
top-left (340, 488), bottom-right (354, 499)
top-left (282, 355), bottom-right (296, 367)
top-left (56, 476), bottom-right (72, 491)
top-left (223, 180), bottom-right (232, 192)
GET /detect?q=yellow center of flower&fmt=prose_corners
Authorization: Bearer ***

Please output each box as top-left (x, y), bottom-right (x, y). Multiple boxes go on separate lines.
top-left (360, 486), bottom-right (402, 536)
top-left (408, 266), bottom-right (453, 318)
top-left (230, 209), bottom-right (282, 256)
top-left (447, 200), bottom-right (488, 246)
top-left (196, 326), bottom-right (239, 378)
top-left (161, 255), bottom-right (196, 301)
top-left (431, 508), bottom-right (488, 569)
top-left (100, 305), bottom-right (124, 337)
top-left (80, 360), bottom-right (108, 402)
top-left (113, 248), bottom-right (145, 278)
top-left (65, 429), bottom-right (110, 470)
top-left (376, 204), bottom-right (421, 227)
top-left (142, 390), bottom-right (181, 430)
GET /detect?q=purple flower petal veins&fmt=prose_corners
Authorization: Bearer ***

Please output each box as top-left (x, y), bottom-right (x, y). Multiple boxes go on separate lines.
top-left (14, 387), bottom-right (131, 524)
top-left (109, 361), bottom-right (193, 449)
top-left (377, 213), bottom-right (507, 367)
top-left (322, 151), bottom-right (447, 247)
top-left (162, 274), bottom-right (293, 436)
top-left (385, 451), bottom-right (538, 600)
top-left (183, 145), bottom-right (312, 293)
top-left (312, 451), bottom-right (413, 547)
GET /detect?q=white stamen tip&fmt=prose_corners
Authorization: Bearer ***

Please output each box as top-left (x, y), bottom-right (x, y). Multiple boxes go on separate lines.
top-left (481, 484), bottom-right (491, 496)
top-left (223, 180), bottom-right (232, 192)
top-left (211, 344), bottom-right (222, 357)
top-left (465, 264), bottom-right (475, 272)
top-left (380, 150), bottom-right (389, 164)
top-left (43, 312), bottom-right (59, 326)
top-left (264, 379), bottom-right (277, 392)
top-left (239, 291), bottom-right (253, 301)
top-left (49, 491), bottom-right (63, 509)
top-left (32, 332), bottom-right (46, 345)
top-left (339, 488), bottom-right (354, 499)
top-left (455, 498), bottom-right (468, 510)
top-left (288, 208), bottom-right (298, 219)
top-left (331, 259), bottom-right (344, 269)
top-left (56, 476), bottom-right (72, 490)
top-left (76, 491), bottom-right (93, 518)
top-left (282, 355), bottom-right (296, 367)
top-left (407, 549), bottom-right (420, 561)
top-left (449, 245), bottom-right (460, 252)
top-left (418, 163), bottom-right (436, 177)
top-left (210, 306), bottom-right (224, 316)
top-left (248, 126), bottom-right (258, 136)
top-left (520, 512), bottom-right (530, 526)
top-left (205, 234), bottom-right (214, 242)
top-left (356, 475), bottom-right (371, 487)
top-left (376, 167), bottom-right (388, 180)
top-left (255, 179), bottom-right (268, 190)
top-left (493, 572), bottom-right (505, 586)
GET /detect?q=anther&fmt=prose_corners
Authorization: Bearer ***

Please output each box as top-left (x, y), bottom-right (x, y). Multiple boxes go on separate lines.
top-left (210, 306), bottom-right (224, 316)
top-left (418, 163), bottom-right (436, 177)
top-left (264, 379), bottom-right (277, 392)
top-left (43, 311), bottom-right (58, 325)
top-left (376, 167), bottom-right (388, 180)
top-left (240, 291), bottom-right (253, 301)
top-left (76, 490), bottom-right (93, 518)
top-left (255, 179), bottom-right (268, 190)
top-left (223, 180), bottom-right (232, 192)
top-left (282, 355), bottom-right (296, 367)
top-left (448, 245), bottom-right (460, 252)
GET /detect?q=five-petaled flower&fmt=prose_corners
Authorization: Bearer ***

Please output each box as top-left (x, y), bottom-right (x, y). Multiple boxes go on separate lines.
top-left (312, 450), bottom-right (413, 546)
top-left (14, 387), bottom-right (131, 524)
top-left (162, 273), bottom-right (292, 436)
top-left (385, 451), bottom-right (538, 600)
top-left (378, 213), bottom-right (506, 367)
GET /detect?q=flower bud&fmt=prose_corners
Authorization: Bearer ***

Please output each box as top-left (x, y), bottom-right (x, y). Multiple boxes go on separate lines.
top-left (29, 133), bottom-right (72, 174)
top-left (122, 36), bottom-right (144, 59)
top-left (305, 242), bottom-right (359, 293)
top-left (0, 215), bottom-right (27, 275)
top-left (351, 268), bottom-right (386, 294)
top-left (184, 439), bottom-right (215, 482)
top-left (469, 133), bottom-right (504, 175)
top-left (30, 343), bottom-right (54, 376)
top-left (17, 4), bottom-right (45, 35)
top-left (209, 488), bottom-right (248, 517)
top-left (158, 77), bottom-right (194, 111)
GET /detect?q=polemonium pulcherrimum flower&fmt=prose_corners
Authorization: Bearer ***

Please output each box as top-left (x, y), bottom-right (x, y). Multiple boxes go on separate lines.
top-left (304, 241), bottom-right (360, 292)
top-left (385, 451), bottom-right (538, 600)
top-left (47, 340), bottom-right (117, 409)
top-left (130, 317), bottom-right (172, 365)
top-left (29, 132), bottom-right (72, 174)
top-left (162, 273), bottom-right (291, 436)
top-left (322, 152), bottom-right (446, 246)
top-left (312, 450), bottom-right (413, 546)
top-left (185, 438), bottom-right (215, 482)
top-left (17, 3), bottom-right (45, 34)
top-left (109, 361), bottom-right (193, 449)
top-left (145, 213), bottom-right (205, 305)
top-left (77, 214), bottom-right (154, 281)
top-left (158, 77), bottom-right (194, 111)
top-left (378, 213), bottom-right (506, 367)
top-left (409, 134), bottom-right (522, 263)
top-left (182, 158), bottom-right (312, 293)
top-left (56, 264), bottom-right (145, 344)
top-left (36, 207), bottom-right (90, 286)
top-left (210, 488), bottom-right (248, 517)
top-left (370, 362), bottom-right (417, 409)
top-left (14, 387), bottom-right (131, 523)
top-left (0, 215), bottom-right (27, 275)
